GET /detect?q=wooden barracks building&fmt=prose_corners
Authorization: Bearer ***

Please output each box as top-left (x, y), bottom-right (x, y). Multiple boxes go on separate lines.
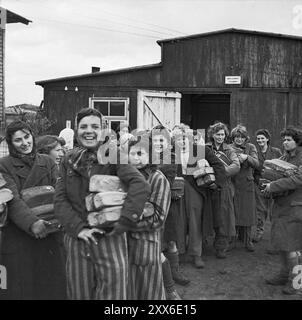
top-left (36, 28), bottom-right (302, 147)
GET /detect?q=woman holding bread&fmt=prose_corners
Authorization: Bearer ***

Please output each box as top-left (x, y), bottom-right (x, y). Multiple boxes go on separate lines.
top-left (0, 120), bottom-right (66, 300)
top-left (54, 108), bottom-right (150, 300)
top-left (127, 133), bottom-right (171, 299)
top-left (263, 127), bottom-right (302, 295)
top-left (207, 122), bottom-right (240, 259)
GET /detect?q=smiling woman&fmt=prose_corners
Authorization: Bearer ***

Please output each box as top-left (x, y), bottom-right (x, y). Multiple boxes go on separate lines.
top-left (54, 107), bottom-right (151, 300)
top-left (36, 135), bottom-right (66, 167)
top-left (0, 120), bottom-right (66, 300)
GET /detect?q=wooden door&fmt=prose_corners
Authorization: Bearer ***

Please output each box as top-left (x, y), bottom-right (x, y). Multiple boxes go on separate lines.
top-left (137, 89), bottom-right (181, 130)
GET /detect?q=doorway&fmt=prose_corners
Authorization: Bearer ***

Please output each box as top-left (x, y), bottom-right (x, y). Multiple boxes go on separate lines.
top-left (181, 93), bottom-right (231, 135)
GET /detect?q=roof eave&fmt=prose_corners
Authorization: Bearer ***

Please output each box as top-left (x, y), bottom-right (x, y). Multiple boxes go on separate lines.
top-left (6, 8), bottom-right (32, 25)
top-left (35, 62), bottom-right (162, 86)
top-left (156, 28), bottom-right (302, 44)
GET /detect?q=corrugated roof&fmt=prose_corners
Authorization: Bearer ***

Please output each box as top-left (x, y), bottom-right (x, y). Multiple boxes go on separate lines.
top-left (157, 28), bottom-right (302, 44)
top-left (35, 62), bottom-right (162, 86)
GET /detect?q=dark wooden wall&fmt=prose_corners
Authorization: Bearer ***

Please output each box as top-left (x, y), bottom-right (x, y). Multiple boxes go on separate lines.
top-left (40, 31), bottom-right (302, 144)
top-left (44, 87), bottom-right (138, 134)
top-left (161, 33), bottom-right (302, 88)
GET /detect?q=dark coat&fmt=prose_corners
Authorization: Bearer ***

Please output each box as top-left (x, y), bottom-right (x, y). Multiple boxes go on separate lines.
top-left (269, 146), bottom-right (302, 251)
top-left (54, 150), bottom-right (151, 238)
top-left (254, 145), bottom-right (282, 184)
top-left (175, 144), bottom-right (226, 237)
top-left (231, 142), bottom-right (259, 226)
top-left (0, 154), bottom-right (66, 300)
top-left (207, 143), bottom-right (240, 235)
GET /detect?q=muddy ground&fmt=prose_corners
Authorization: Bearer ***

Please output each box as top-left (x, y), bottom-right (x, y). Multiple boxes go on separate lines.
top-left (175, 222), bottom-right (302, 300)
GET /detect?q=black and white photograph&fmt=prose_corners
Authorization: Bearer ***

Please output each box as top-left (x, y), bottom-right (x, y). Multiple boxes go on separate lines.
top-left (0, 0), bottom-right (302, 303)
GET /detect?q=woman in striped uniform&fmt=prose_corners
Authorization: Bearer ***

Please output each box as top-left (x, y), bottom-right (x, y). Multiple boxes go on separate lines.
top-left (55, 108), bottom-right (150, 300)
top-left (127, 134), bottom-right (171, 300)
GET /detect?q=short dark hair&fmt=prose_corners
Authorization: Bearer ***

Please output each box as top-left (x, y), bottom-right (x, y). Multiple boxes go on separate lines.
top-left (5, 120), bottom-right (34, 144)
top-left (255, 129), bottom-right (271, 144)
top-left (151, 125), bottom-right (171, 145)
top-left (280, 126), bottom-right (302, 145)
top-left (207, 122), bottom-right (229, 142)
top-left (230, 124), bottom-right (250, 142)
top-left (36, 135), bottom-right (66, 155)
top-left (75, 108), bottom-right (103, 129)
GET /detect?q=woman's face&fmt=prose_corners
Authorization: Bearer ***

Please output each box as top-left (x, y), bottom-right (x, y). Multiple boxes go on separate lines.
top-left (175, 134), bottom-right (189, 150)
top-left (213, 129), bottom-right (226, 145)
top-left (77, 115), bottom-right (102, 149)
top-left (129, 145), bottom-right (149, 169)
top-left (11, 129), bottom-right (33, 155)
top-left (119, 126), bottom-right (129, 137)
top-left (234, 134), bottom-right (246, 146)
top-left (256, 134), bottom-right (269, 148)
top-left (152, 134), bottom-right (169, 154)
top-left (283, 135), bottom-right (297, 152)
top-left (49, 143), bottom-right (65, 165)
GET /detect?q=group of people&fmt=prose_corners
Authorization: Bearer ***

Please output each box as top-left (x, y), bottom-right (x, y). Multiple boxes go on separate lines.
top-left (0, 107), bottom-right (301, 300)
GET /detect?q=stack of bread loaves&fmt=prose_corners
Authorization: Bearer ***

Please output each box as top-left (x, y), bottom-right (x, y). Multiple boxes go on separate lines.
top-left (193, 159), bottom-right (216, 187)
top-left (87, 175), bottom-right (155, 230)
top-left (262, 159), bottom-right (298, 182)
top-left (86, 175), bottom-right (127, 230)
top-left (21, 185), bottom-right (61, 234)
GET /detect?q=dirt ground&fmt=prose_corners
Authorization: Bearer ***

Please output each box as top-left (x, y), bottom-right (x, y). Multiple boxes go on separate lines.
top-left (175, 221), bottom-right (302, 300)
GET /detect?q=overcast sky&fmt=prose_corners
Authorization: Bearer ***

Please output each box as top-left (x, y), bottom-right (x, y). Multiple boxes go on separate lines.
top-left (1, 0), bottom-right (302, 106)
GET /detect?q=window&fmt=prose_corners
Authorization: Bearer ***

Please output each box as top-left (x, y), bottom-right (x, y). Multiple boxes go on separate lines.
top-left (89, 97), bottom-right (129, 131)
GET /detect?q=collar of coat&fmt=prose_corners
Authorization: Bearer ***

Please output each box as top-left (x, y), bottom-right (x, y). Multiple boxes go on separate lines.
top-left (10, 153), bottom-right (49, 168)
top-left (207, 142), bottom-right (230, 152)
top-left (285, 146), bottom-right (302, 159)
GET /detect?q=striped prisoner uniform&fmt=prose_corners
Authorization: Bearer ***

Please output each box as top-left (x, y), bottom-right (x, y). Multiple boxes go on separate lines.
top-left (64, 233), bottom-right (128, 300)
top-left (128, 168), bottom-right (171, 300)
top-left (55, 148), bottom-right (150, 300)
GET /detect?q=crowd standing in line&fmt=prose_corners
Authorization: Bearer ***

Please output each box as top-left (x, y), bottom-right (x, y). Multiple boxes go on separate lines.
top-left (0, 112), bottom-right (302, 299)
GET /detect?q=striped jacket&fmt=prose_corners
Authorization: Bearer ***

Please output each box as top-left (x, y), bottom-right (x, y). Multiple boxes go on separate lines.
top-left (130, 168), bottom-right (171, 240)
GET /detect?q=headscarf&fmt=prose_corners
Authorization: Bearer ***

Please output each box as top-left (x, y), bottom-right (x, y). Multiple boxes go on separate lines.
top-left (5, 120), bottom-right (36, 167)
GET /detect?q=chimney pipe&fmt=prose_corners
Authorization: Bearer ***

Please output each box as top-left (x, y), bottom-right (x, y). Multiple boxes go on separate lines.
top-left (91, 66), bottom-right (100, 73)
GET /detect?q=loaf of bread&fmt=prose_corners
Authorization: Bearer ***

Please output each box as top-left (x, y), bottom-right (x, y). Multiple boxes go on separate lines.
top-left (263, 159), bottom-right (297, 174)
top-left (87, 206), bottom-right (123, 228)
top-left (20, 186), bottom-right (60, 234)
top-left (86, 191), bottom-right (127, 211)
top-left (21, 185), bottom-right (54, 207)
top-left (196, 173), bottom-right (216, 187)
top-left (89, 175), bottom-right (126, 193)
top-left (193, 167), bottom-right (214, 179)
top-left (0, 188), bottom-right (13, 204)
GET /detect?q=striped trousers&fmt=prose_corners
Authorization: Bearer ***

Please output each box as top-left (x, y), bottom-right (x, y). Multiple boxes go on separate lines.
top-left (128, 232), bottom-right (166, 300)
top-left (64, 233), bottom-right (128, 300)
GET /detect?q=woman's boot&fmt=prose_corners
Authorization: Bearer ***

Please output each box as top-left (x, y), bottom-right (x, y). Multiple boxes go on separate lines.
top-left (244, 226), bottom-right (255, 252)
top-left (164, 251), bottom-right (190, 286)
top-left (162, 256), bottom-right (181, 300)
top-left (282, 251), bottom-right (302, 295)
top-left (266, 251), bottom-right (289, 286)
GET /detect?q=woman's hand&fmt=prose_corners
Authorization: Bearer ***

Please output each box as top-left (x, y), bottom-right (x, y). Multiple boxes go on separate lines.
top-left (238, 154), bottom-right (248, 163)
top-left (78, 228), bottom-right (105, 245)
top-left (31, 220), bottom-right (50, 239)
top-left (262, 183), bottom-right (272, 198)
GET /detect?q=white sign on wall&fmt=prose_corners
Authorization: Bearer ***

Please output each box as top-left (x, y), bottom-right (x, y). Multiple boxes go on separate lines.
top-left (225, 76), bottom-right (241, 84)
